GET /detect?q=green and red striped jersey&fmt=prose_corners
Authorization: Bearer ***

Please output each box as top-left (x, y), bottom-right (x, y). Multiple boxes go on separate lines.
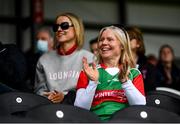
top-left (76, 64), bottom-right (145, 121)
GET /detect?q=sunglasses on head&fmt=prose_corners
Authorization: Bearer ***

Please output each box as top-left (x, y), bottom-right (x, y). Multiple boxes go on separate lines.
top-left (52, 22), bottom-right (73, 32)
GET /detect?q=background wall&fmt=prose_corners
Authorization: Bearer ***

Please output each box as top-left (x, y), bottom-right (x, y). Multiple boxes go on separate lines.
top-left (0, 0), bottom-right (180, 64)
top-left (127, 2), bottom-right (180, 58)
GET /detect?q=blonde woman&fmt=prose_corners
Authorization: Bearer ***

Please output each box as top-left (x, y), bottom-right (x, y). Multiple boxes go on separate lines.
top-left (34, 12), bottom-right (94, 104)
top-left (74, 26), bottom-right (146, 121)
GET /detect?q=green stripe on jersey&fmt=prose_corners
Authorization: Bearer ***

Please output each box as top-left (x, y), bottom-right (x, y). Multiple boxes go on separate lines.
top-left (91, 67), bottom-right (140, 121)
top-left (91, 101), bottom-right (128, 121)
top-left (97, 68), bottom-right (122, 90)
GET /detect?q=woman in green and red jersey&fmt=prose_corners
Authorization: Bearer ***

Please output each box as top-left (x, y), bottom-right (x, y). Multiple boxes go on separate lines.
top-left (74, 26), bottom-right (146, 121)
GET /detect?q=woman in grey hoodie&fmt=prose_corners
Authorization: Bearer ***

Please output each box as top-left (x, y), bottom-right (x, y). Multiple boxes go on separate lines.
top-left (34, 12), bottom-right (94, 104)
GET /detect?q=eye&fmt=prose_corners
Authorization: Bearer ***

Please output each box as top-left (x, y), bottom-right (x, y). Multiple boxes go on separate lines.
top-left (99, 37), bottom-right (104, 42)
top-left (107, 37), bottom-right (114, 42)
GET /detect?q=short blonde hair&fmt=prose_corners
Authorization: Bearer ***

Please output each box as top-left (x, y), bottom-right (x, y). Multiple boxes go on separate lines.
top-left (97, 26), bottom-right (136, 79)
top-left (54, 12), bottom-right (84, 49)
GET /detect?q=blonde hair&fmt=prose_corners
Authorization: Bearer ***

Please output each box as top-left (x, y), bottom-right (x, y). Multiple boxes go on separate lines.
top-left (54, 12), bottom-right (84, 49)
top-left (97, 26), bottom-right (135, 79)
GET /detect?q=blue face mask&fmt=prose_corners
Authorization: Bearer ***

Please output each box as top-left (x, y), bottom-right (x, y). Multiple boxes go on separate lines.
top-left (36, 40), bottom-right (48, 53)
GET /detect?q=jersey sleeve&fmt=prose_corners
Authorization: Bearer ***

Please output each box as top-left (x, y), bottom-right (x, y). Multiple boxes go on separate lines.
top-left (76, 71), bottom-right (89, 90)
top-left (130, 68), bottom-right (145, 96)
top-left (75, 70), bottom-right (98, 110)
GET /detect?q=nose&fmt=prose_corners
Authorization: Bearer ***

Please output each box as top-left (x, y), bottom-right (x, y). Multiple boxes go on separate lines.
top-left (102, 39), bottom-right (108, 44)
top-left (57, 25), bottom-right (62, 31)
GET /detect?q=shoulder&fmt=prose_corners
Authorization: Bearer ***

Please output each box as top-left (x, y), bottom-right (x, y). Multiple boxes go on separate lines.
top-left (77, 49), bottom-right (94, 62)
top-left (129, 68), bottom-right (141, 78)
top-left (78, 49), bottom-right (94, 56)
top-left (76, 71), bottom-right (89, 89)
top-left (4, 44), bottom-right (24, 56)
top-left (38, 50), bottom-right (57, 63)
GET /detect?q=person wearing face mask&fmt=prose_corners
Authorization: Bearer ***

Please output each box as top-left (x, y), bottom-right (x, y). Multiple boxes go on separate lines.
top-left (36, 39), bottom-right (48, 53)
top-left (35, 28), bottom-right (54, 53)
top-left (34, 12), bottom-right (94, 104)
top-left (25, 27), bottom-right (54, 92)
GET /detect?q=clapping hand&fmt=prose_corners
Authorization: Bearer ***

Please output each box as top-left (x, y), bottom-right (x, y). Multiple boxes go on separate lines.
top-left (82, 57), bottom-right (99, 82)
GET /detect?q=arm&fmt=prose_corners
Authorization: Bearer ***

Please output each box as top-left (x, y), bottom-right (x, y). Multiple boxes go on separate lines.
top-left (122, 74), bottom-right (146, 105)
top-left (74, 80), bottom-right (97, 110)
top-left (74, 57), bottom-right (99, 110)
top-left (34, 61), bottom-right (49, 96)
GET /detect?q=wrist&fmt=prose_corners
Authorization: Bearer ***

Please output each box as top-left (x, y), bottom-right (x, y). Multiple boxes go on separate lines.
top-left (121, 77), bottom-right (129, 83)
top-left (89, 80), bottom-right (99, 84)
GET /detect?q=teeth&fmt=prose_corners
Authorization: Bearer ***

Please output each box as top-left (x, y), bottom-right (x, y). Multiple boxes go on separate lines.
top-left (101, 48), bottom-right (109, 51)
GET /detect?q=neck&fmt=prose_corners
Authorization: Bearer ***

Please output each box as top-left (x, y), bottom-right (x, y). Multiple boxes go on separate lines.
top-left (132, 51), bottom-right (138, 63)
top-left (103, 57), bottom-right (119, 68)
top-left (59, 40), bottom-right (76, 54)
top-left (163, 62), bottom-right (172, 69)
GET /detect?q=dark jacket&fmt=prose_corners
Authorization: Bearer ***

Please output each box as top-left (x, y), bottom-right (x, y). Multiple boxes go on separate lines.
top-left (156, 62), bottom-right (180, 91)
top-left (25, 49), bottom-right (43, 92)
top-left (137, 55), bottom-right (157, 93)
top-left (0, 42), bottom-right (28, 91)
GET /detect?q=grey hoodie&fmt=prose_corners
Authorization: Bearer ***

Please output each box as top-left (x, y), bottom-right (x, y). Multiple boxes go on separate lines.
top-left (34, 49), bottom-right (94, 95)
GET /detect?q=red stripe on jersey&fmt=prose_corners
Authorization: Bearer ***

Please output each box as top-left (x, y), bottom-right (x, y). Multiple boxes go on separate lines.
top-left (92, 98), bottom-right (128, 107)
top-left (92, 90), bottom-right (128, 106)
top-left (132, 74), bottom-right (145, 96)
top-left (76, 71), bottom-right (88, 89)
top-left (100, 63), bottom-right (107, 69)
top-left (76, 64), bottom-right (106, 90)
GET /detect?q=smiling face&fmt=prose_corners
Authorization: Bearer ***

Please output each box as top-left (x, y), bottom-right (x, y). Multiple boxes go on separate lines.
top-left (98, 29), bottom-right (121, 60)
top-left (55, 16), bottom-right (76, 44)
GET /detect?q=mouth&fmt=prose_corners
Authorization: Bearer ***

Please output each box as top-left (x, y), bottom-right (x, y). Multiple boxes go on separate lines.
top-left (100, 47), bottom-right (112, 53)
top-left (56, 32), bottom-right (66, 37)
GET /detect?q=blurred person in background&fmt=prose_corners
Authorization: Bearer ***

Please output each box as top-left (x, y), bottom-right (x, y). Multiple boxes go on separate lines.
top-left (34, 12), bottom-right (94, 104)
top-left (89, 37), bottom-right (98, 56)
top-left (26, 27), bottom-right (54, 92)
top-left (156, 44), bottom-right (180, 90)
top-left (35, 27), bottom-right (54, 53)
top-left (126, 26), bottom-right (157, 93)
top-left (147, 54), bottom-right (158, 66)
top-left (74, 26), bottom-right (146, 121)
top-left (0, 41), bottom-right (28, 92)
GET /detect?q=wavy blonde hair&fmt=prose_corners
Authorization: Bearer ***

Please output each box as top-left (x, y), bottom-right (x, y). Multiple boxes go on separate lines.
top-left (97, 26), bottom-right (136, 79)
top-left (54, 12), bottom-right (84, 50)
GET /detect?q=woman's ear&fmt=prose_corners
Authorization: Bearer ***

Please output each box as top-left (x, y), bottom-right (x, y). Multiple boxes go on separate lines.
top-left (121, 46), bottom-right (124, 50)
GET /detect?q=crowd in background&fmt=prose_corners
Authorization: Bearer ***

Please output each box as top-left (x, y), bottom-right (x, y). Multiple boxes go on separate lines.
top-left (0, 12), bottom-right (180, 121)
